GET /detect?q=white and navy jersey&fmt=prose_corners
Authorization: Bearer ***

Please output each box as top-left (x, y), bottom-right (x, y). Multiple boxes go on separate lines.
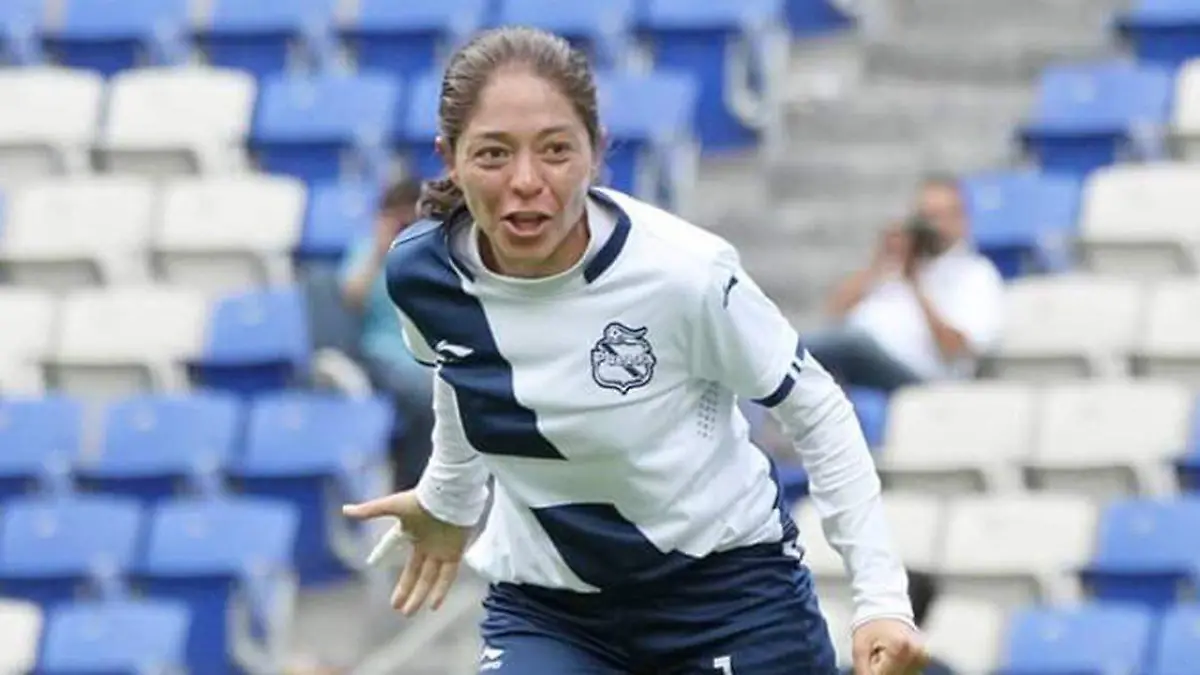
top-left (385, 188), bottom-right (913, 628)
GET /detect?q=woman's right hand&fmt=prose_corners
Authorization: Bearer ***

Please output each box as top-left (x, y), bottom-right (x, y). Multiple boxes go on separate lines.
top-left (343, 491), bottom-right (472, 615)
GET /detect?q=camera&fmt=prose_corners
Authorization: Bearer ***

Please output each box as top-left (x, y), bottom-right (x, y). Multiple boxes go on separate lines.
top-left (906, 216), bottom-right (944, 259)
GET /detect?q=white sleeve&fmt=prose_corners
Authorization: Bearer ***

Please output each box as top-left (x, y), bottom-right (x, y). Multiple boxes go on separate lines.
top-left (770, 355), bottom-right (916, 630)
top-left (690, 249), bottom-right (799, 401)
top-left (413, 375), bottom-right (491, 527)
top-left (691, 249), bottom-right (914, 630)
top-left (395, 309), bottom-right (438, 367)
top-left (934, 261), bottom-right (1006, 354)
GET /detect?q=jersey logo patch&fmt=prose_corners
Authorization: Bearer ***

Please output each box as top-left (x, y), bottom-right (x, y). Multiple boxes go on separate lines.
top-left (590, 322), bottom-right (657, 395)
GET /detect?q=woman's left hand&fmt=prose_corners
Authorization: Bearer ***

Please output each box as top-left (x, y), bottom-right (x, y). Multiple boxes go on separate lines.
top-left (852, 618), bottom-right (929, 675)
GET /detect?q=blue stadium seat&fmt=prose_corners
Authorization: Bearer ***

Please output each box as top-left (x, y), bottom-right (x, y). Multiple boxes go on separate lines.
top-left (497, 0), bottom-right (636, 68)
top-left (137, 497), bottom-right (298, 675)
top-left (0, 495), bottom-right (142, 608)
top-left (343, 0), bottom-right (487, 79)
top-left (1018, 60), bottom-right (1174, 177)
top-left (231, 393), bottom-right (394, 583)
top-left (190, 287), bottom-right (312, 396)
top-left (996, 604), bottom-right (1153, 675)
top-left (38, 600), bottom-right (190, 675)
top-left (249, 73), bottom-right (401, 185)
top-left (0, 0), bottom-right (45, 65)
top-left (0, 396), bottom-right (83, 502)
top-left (42, 0), bottom-right (190, 76)
top-left (596, 70), bottom-right (698, 202)
top-left (76, 393), bottom-right (242, 503)
top-left (1152, 605), bottom-right (1200, 675)
top-left (775, 463), bottom-right (808, 504)
top-left (959, 170), bottom-right (1083, 278)
top-left (846, 386), bottom-right (889, 448)
top-left (298, 181), bottom-right (380, 262)
top-left (194, 0), bottom-right (337, 80)
top-left (1082, 498), bottom-right (1200, 608)
top-left (397, 70), bottom-right (443, 179)
top-left (1179, 399), bottom-right (1200, 493)
top-left (1117, 0), bottom-right (1200, 70)
top-left (642, 0), bottom-right (784, 152)
top-left (785, 0), bottom-right (854, 35)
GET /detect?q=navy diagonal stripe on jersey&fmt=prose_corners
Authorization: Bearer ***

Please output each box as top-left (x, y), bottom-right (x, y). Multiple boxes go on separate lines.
top-left (385, 218), bottom-right (565, 460)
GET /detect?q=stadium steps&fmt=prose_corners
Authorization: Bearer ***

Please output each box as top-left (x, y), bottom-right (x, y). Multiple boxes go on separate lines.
top-left (732, 0), bottom-right (1125, 313)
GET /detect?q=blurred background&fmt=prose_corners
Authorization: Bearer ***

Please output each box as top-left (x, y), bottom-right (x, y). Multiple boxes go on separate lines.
top-left (1, 0), bottom-right (1199, 673)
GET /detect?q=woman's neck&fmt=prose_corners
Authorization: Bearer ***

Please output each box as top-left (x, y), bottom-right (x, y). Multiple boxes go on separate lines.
top-left (481, 214), bottom-right (591, 279)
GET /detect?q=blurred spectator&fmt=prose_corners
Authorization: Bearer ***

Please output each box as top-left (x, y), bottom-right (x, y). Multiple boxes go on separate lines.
top-left (340, 178), bottom-right (433, 491)
top-left (810, 175), bottom-right (1005, 393)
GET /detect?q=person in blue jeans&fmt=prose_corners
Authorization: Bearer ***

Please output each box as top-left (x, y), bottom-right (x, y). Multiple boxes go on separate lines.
top-left (812, 177), bottom-right (1005, 394)
top-left (340, 178), bottom-right (434, 491)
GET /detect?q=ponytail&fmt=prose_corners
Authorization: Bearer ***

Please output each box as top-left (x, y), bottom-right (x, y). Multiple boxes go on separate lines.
top-left (418, 177), bottom-right (464, 220)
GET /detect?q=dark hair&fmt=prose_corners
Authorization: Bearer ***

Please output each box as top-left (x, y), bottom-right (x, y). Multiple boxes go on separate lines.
top-left (418, 26), bottom-right (603, 219)
top-left (920, 172), bottom-right (962, 196)
top-left (379, 177), bottom-right (422, 213)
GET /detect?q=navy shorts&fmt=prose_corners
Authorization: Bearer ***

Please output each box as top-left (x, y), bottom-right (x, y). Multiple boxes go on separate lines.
top-left (477, 543), bottom-right (839, 674)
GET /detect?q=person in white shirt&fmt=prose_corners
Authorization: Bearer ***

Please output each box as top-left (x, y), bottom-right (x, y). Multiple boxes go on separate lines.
top-left (813, 177), bottom-right (1005, 393)
top-left (342, 26), bottom-right (927, 675)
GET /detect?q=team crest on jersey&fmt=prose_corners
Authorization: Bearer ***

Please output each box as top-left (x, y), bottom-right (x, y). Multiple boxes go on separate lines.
top-left (590, 322), bottom-right (657, 394)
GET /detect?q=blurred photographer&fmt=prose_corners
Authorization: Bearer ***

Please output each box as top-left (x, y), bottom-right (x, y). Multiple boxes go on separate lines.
top-left (808, 175), bottom-right (1005, 393)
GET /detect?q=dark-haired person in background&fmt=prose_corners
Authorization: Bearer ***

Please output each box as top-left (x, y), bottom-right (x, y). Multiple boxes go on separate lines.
top-left (810, 176), bottom-right (1005, 393)
top-left (340, 178), bottom-right (434, 491)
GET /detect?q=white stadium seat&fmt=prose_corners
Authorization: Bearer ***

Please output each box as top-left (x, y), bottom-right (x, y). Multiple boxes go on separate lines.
top-left (937, 494), bottom-right (1097, 609)
top-left (987, 275), bottom-right (1143, 380)
top-left (922, 596), bottom-right (1006, 674)
top-left (49, 286), bottom-right (208, 398)
top-left (1136, 280), bottom-right (1200, 385)
top-left (1029, 380), bottom-right (1193, 497)
top-left (0, 598), bottom-right (42, 675)
top-left (793, 493), bottom-right (944, 603)
top-left (1077, 163), bottom-right (1200, 276)
top-left (154, 176), bottom-right (306, 294)
top-left (0, 289), bottom-right (56, 394)
top-left (97, 66), bottom-right (256, 176)
top-left (879, 382), bottom-right (1036, 494)
top-left (0, 177), bottom-right (157, 290)
top-left (0, 67), bottom-right (102, 187)
top-left (818, 594), bottom-right (854, 670)
top-left (1170, 58), bottom-right (1200, 159)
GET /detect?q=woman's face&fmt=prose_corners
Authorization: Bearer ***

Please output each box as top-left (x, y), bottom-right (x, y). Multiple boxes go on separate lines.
top-left (442, 67), bottom-right (597, 278)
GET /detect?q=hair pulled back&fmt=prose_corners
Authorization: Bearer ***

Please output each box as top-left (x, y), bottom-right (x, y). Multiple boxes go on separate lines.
top-left (418, 26), bottom-right (602, 219)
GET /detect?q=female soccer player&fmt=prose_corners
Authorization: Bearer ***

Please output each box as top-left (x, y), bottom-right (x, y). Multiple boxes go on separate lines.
top-left (343, 26), bottom-right (928, 675)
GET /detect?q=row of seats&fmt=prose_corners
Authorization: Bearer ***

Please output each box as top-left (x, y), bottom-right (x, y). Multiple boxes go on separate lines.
top-left (1, 597), bottom-right (192, 675)
top-left (0, 494), bottom-right (300, 674)
top-left (797, 494), bottom-right (1200, 613)
top-left (0, 392), bottom-right (395, 502)
top-left (962, 164), bottom-right (1200, 280)
top-left (1, 0), bottom-right (792, 153)
top-left (0, 66), bottom-right (699, 203)
top-left (0, 0), bottom-right (794, 76)
top-left (822, 595), bottom-right (1200, 675)
top-left (0, 286), bottom-right (314, 396)
top-left (877, 380), bottom-right (1200, 497)
top-left (989, 275), bottom-right (1200, 381)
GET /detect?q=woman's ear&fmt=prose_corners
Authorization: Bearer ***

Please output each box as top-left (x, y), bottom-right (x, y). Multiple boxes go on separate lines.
top-left (435, 136), bottom-right (458, 184)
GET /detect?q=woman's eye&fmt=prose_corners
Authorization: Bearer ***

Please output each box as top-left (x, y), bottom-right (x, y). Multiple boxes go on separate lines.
top-left (544, 142), bottom-right (571, 158)
top-left (477, 147), bottom-right (508, 161)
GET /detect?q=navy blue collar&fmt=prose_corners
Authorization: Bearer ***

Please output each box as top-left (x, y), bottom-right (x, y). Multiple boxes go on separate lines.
top-left (441, 188), bottom-right (632, 284)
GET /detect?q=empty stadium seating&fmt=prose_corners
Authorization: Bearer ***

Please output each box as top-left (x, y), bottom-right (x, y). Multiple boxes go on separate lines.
top-left (38, 600), bottom-right (191, 674)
